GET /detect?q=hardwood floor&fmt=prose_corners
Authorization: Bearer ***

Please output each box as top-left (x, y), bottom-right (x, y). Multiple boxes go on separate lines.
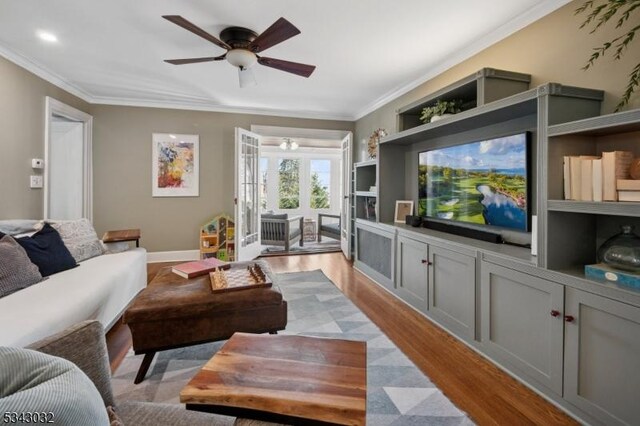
top-left (107, 254), bottom-right (577, 425)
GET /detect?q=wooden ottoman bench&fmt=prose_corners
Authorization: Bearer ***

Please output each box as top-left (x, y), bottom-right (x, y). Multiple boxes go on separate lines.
top-left (123, 261), bottom-right (287, 384)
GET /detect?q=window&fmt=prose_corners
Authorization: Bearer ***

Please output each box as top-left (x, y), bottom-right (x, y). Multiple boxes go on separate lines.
top-left (278, 158), bottom-right (300, 209)
top-left (260, 157), bottom-right (268, 210)
top-left (310, 159), bottom-right (331, 209)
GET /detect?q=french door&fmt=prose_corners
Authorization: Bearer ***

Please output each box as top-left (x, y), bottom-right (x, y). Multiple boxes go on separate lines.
top-left (235, 128), bottom-right (262, 261)
top-left (341, 133), bottom-right (352, 259)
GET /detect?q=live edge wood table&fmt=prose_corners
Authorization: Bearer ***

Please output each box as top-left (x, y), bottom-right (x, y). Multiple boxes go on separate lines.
top-left (180, 333), bottom-right (367, 426)
top-left (102, 228), bottom-right (141, 247)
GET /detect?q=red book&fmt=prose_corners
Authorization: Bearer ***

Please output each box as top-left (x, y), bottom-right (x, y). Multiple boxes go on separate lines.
top-left (171, 258), bottom-right (230, 279)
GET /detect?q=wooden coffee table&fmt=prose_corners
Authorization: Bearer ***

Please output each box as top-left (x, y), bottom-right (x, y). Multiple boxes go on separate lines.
top-left (180, 333), bottom-right (367, 425)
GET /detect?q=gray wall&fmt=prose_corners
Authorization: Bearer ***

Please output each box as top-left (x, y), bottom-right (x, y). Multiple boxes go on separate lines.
top-left (0, 56), bottom-right (91, 219)
top-left (90, 105), bottom-right (353, 251)
top-left (354, 0), bottom-right (640, 161)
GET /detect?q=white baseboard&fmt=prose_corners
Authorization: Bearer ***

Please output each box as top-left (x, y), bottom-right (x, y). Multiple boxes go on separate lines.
top-left (146, 250), bottom-right (199, 263)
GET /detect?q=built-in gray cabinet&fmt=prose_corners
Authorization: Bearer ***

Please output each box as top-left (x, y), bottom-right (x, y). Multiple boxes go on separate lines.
top-left (564, 287), bottom-right (640, 426)
top-left (481, 262), bottom-right (564, 395)
top-left (395, 235), bottom-right (429, 313)
top-left (428, 244), bottom-right (476, 341)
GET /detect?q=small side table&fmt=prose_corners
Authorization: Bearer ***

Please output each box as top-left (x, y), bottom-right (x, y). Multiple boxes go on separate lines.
top-left (303, 219), bottom-right (316, 242)
top-left (102, 229), bottom-right (141, 247)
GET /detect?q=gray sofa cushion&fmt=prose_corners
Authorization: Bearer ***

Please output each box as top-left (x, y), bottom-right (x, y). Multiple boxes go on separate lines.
top-left (0, 220), bottom-right (39, 236)
top-left (0, 235), bottom-right (42, 298)
top-left (320, 222), bottom-right (340, 235)
top-left (0, 347), bottom-right (109, 425)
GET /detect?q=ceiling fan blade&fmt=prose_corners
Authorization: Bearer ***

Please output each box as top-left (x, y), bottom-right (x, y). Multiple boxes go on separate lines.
top-left (162, 15), bottom-right (231, 51)
top-left (164, 55), bottom-right (226, 65)
top-left (250, 17), bottom-right (300, 53)
top-left (258, 57), bottom-right (316, 77)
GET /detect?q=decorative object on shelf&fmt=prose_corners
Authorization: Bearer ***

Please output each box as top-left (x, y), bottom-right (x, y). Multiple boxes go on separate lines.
top-left (369, 186), bottom-right (377, 193)
top-left (367, 128), bottom-right (387, 159)
top-left (279, 138), bottom-right (299, 151)
top-left (420, 99), bottom-right (463, 123)
top-left (630, 158), bottom-right (640, 180)
top-left (597, 225), bottom-right (640, 272)
top-left (152, 133), bottom-right (199, 197)
top-left (200, 214), bottom-right (235, 261)
top-left (365, 197), bottom-right (377, 220)
top-left (394, 200), bottom-right (414, 223)
top-left (359, 139), bottom-right (368, 162)
top-left (405, 215), bottom-right (422, 227)
top-left (575, 0), bottom-right (639, 111)
top-left (585, 263), bottom-right (640, 290)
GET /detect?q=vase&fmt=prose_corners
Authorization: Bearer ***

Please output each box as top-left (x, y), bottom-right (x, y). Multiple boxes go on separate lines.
top-left (597, 225), bottom-right (640, 272)
top-left (430, 114), bottom-right (453, 123)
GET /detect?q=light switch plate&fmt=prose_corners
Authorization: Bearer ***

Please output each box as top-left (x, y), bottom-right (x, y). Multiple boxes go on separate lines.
top-left (30, 175), bottom-right (43, 188)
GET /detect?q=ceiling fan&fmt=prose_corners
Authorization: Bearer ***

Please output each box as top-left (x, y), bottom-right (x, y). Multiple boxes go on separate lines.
top-left (162, 15), bottom-right (316, 88)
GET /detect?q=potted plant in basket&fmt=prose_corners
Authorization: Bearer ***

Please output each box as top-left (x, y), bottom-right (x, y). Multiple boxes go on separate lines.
top-left (420, 99), bottom-right (463, 123)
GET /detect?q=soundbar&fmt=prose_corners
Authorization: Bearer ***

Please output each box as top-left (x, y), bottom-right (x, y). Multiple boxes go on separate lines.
top-left (422, 220), bottom-right (503, 244)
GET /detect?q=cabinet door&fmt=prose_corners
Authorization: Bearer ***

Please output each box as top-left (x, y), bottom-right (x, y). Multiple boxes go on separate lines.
top-left (481, 262), bottom-right (564, 395)
top-left (395, 236), bottom-right (428, 313)
top-left (428, 245), bottom-right (476, 341)
top-left (354, 223), bottom-right (395, 291)
top-left (564, 287), bottom-right (640, 425)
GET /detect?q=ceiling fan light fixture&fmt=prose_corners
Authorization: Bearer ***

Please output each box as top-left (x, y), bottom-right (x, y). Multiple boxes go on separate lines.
top-left (280, 138), bottom-right (299, 150)
top-left (238, 67), bottom-right (257, 88)
top-left (226, 49), bottom-right (257, 69)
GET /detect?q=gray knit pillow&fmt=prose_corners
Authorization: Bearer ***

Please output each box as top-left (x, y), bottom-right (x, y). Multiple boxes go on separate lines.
top-left (0, 347), bottom-right (109, 425)
top-left (0, 235), bottom-right (42, 298)
top-left (48, 219), bottom-right (104, 263)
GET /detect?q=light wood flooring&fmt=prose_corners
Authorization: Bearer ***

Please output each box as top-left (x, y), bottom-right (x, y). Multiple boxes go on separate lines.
top-left (107, 253), bottom-right (577, 425)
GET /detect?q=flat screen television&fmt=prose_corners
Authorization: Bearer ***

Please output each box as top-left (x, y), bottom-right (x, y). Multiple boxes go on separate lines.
top-left (418, 132), bottom-right (530, 232)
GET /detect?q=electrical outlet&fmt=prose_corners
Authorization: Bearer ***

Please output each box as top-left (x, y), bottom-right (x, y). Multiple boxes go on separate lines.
top-left (30, 175), bottom-right (43, 188)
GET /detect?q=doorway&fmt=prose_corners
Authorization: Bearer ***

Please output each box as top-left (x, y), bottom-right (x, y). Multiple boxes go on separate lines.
top-left (249, 126), bottom-right (352, 259)
top-left (44, 97), bottom-right (93, 220)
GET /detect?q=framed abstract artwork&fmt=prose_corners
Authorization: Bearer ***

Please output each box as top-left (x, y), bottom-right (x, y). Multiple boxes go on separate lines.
top-left (152, 133), bottom-right (199, 197)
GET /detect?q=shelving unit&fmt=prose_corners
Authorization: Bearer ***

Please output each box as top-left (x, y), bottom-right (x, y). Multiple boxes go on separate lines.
top-left (200, 214), bottom-right (236, 261)
top-left (353, 67), bottom-right (640, 425)
top-left (354, 160), bottom-right (378, 221)
top-left (544, 109), bottom-right (640, 276)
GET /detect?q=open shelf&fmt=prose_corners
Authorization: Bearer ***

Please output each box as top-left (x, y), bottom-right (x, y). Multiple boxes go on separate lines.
top-left (382, 89), bottom-right (538, 145)
top-left (548, 108), bottom-right (640, 137)
top-left (355, 191), bottom-right (376, 197)
top-left (396, 68), bottom-right (531, 132)
top-left (547, 200), bottom-right (640, 216)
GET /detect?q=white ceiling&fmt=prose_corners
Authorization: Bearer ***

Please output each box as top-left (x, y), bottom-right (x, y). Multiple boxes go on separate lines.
top-left (0, 0), bottom-right (569, 120)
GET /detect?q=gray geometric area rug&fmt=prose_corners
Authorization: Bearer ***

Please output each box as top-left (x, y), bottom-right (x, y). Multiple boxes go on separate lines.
top-left (112, 270), bottom-right (473, 425)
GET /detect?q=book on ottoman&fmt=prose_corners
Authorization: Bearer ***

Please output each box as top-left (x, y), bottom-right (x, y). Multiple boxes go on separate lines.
top-left (172, 258), bottom-right (230, 279)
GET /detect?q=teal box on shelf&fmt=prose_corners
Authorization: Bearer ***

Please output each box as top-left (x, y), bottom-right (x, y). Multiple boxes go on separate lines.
top-left (585, 264), bottom-right (640, 290)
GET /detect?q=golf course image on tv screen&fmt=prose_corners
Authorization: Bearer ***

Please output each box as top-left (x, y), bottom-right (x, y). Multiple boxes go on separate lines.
top-left (418, 133), bottom-right (529, 231)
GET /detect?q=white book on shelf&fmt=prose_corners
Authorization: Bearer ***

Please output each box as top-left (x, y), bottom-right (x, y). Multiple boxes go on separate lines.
top-left (592, 158), bottom-right (603, 202)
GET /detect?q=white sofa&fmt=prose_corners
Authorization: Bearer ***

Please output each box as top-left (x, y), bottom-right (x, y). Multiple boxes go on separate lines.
top-left (0, 247), bottom-right (146, 347)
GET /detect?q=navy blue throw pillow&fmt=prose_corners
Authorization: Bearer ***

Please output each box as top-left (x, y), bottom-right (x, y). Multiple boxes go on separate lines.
top-left (16, 223), bottom-right (77, 277)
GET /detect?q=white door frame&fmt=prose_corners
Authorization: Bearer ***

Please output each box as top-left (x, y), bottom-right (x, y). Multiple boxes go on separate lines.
top-left (44, 97), bottom-right (93, 221)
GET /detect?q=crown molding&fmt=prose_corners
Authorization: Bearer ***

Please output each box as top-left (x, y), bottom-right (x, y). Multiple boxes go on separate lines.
top-left (352, 0), bottom-right (573, 121)
top-left (0, 44), bottom-right (94, 103)
top-left (90, 96), bottom-right (355, 121)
